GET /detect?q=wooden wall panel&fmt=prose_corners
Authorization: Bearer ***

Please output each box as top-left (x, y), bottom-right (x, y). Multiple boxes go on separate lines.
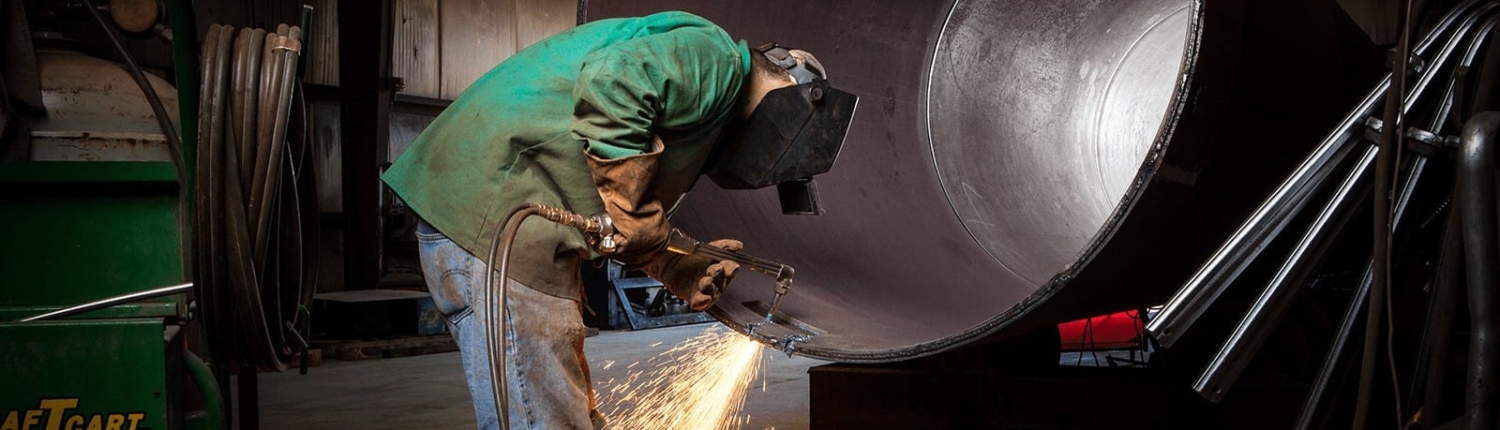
top-left (439, 0), bottom-right (518, 100)
top-left (516, 0), bottom-right (578, 51)
top-left (392, 0), bottom-right (441, 98)
top-left (388, 112), bottom-right (437, 162)
top-left (312, 103), bottom-right (343, 213)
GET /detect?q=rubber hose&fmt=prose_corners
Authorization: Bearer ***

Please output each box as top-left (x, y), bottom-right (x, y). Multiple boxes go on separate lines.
top-left (195, 24), bottom-right (314, 372)
top-left (250, 32), bottom-right (282, 265)
top-left (240, 29), bottom-right (266, 186)
top-left (77, 0), bottom-right (195, 284)
top-left (192, 25), bottom-right (218, 343)
top-left (484, 204), bottom-right (551, 430)
top-left (77, 0), bottom-right (185, 182)
top-left (255, 27), bottom-right (301, 271)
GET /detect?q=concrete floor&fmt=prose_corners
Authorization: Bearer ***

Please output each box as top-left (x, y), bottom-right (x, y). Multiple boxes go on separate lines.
top-left (255, 323), bottom-right (827, 429)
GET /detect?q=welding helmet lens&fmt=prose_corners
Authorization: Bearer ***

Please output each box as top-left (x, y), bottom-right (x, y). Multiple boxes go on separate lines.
top-left (707, 44), bottom-right (859, 198)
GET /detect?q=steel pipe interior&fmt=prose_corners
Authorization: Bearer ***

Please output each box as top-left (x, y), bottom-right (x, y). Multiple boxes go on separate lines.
top-left (588, 0), bottom-right (1373, 361)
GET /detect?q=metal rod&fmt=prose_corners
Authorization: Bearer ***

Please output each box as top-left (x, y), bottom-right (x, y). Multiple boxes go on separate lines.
top-left (238, 368), bottom-right (259, 430)
top-left (1295, 265), bottom-right (1374, 430)
top-left (1458, 111), bottom-right (1500, 430)
top-left (1296, 156), bottom-right (1430, 427)
top-left (1418, 200), bottom-right (1464, 429)
top-left (1194, 144), bottom-right (1378, 402)
top-left (1149, 0), bottom-right (1498, 348)
top-left (1147, 81), bottom-right (1380, 347)
top-left (17, 283), bottom-right (194, 322)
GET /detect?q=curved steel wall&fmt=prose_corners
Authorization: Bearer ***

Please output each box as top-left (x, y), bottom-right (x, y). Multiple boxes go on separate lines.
top-left (587, 0), bottom-right (1375, 362)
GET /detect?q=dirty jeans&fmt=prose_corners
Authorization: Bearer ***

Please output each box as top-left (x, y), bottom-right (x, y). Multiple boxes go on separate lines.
top-left (416, 220), bottom-right (602, 429)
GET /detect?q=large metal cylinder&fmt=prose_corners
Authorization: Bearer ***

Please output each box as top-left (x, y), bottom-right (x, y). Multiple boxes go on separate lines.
top-left (588, 0), bottom-right (1376, 361)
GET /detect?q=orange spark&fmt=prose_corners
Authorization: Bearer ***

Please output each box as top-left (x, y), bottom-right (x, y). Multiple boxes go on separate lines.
top-left (598, 327), bottom-right (769, 430)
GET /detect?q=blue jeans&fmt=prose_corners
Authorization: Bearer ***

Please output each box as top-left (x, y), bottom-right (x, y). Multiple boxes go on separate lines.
top-left (416, 220), bottom-right (603, 429)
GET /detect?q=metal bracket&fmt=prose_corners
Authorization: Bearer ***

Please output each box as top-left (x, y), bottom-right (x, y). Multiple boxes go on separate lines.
top-left (610, 277), bottom-right (714, 330)
top-left (1406, 126), bottom-right (1461, 157)
top-left (1363, 116), bottom-right (1385, 143)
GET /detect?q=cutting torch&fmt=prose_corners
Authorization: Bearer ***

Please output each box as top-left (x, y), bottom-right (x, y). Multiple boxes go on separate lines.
top-left (528, 203), bottom-right (796, 321)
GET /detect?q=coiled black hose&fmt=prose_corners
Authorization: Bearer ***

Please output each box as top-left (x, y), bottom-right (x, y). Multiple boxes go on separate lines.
top-left (194, 23), bottom-right (318, 372)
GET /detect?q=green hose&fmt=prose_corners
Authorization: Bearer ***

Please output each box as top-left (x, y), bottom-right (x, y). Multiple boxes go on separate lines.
top-left (182, 350), bottom-right (224, 430)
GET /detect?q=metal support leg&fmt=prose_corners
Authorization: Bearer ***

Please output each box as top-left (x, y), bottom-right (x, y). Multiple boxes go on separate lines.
top-left (1194, 145), bottom-right (1377, 402)
top-left (238, 368), bottom-right (259, 430)
top-left (1458, 111), bottom-right (1500, 430)
top-left (214, 366), bottom-right (233, 426)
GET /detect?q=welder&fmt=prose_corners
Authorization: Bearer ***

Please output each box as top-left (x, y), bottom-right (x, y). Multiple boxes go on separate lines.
top-left (381, 10), bottom-right (856, 429)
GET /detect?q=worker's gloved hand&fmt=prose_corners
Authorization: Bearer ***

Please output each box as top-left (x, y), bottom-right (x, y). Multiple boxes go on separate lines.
top-left (584, 138), bottom-right (669, 266)
top-left (644, 239), bottom-right (743, 311)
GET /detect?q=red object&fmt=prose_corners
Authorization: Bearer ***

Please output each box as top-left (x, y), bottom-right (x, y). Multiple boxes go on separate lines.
top-left (1058, 310), bottom-right (1144, 351)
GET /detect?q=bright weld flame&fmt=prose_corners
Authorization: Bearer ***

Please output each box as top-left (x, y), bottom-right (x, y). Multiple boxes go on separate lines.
top-left (599, 327), bottom-right (769, 430)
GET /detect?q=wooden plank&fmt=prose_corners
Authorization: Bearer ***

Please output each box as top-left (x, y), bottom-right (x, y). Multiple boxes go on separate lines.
top-left (303, 0), bottom-right (340, 85)
top-left (388, 112), bottom-right (436, 161)
top-left (439, 0), bottom-right (517, 99)
top-left (392, 0), bottom-right (441, 98)
top-left (311, 103), bottom-right (342, 213)
top-left (515, 0), bottom-right (577, 51)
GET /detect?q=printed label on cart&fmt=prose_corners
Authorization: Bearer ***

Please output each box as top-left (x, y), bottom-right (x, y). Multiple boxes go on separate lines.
top-left (0, 398), bottom-right (147, 430)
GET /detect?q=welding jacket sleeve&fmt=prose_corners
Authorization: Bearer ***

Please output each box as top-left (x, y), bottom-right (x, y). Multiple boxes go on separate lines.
top-left (571, 28), bottom-right (746, 266)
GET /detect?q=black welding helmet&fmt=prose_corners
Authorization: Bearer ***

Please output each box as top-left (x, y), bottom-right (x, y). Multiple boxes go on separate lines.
top-left (707, 43), bottom-right (859, 214)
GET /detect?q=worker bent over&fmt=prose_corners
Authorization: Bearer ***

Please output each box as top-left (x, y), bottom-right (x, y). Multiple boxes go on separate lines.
top-left (382, 10), bottom-right (855, 430)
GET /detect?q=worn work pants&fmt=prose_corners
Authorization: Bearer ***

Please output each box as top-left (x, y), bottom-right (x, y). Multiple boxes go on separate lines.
top-left (416, 220), bottom-right (604, 429)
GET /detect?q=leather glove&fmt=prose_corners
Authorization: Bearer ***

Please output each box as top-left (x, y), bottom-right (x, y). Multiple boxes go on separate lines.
top-left (584, 138), bottom-right (668, 266)
top-left (643, 239), bottom-right (743, 311)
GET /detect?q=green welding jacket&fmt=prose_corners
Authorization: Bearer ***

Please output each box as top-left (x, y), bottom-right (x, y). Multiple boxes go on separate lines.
top-left (381, 11), bottom-right (752, 300)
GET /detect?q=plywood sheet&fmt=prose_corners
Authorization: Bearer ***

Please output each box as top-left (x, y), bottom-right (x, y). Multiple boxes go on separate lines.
top-left (439, 0), bottom-right (517, 99)
top-left (392, 0), bottom-right (441, 98)
top-left (516, 0), bottom-right (577, 52)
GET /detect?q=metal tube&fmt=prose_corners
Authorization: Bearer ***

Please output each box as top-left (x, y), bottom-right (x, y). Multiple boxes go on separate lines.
top-left (17, 283), bottom-right (194, 322)
top-left (1458, 111), bottom-right (1500, 430)
top-left (1418, 202), bottom-right (1464, 429)
top-left (1148, 90), bottom-right (1375, 347)
top-left (1294, 265), bottom-right (1374, 430)
top-left (1194, 144), bottom-right (1377, 402)
top-left (1151, 1), bottom-right (1490, 346)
